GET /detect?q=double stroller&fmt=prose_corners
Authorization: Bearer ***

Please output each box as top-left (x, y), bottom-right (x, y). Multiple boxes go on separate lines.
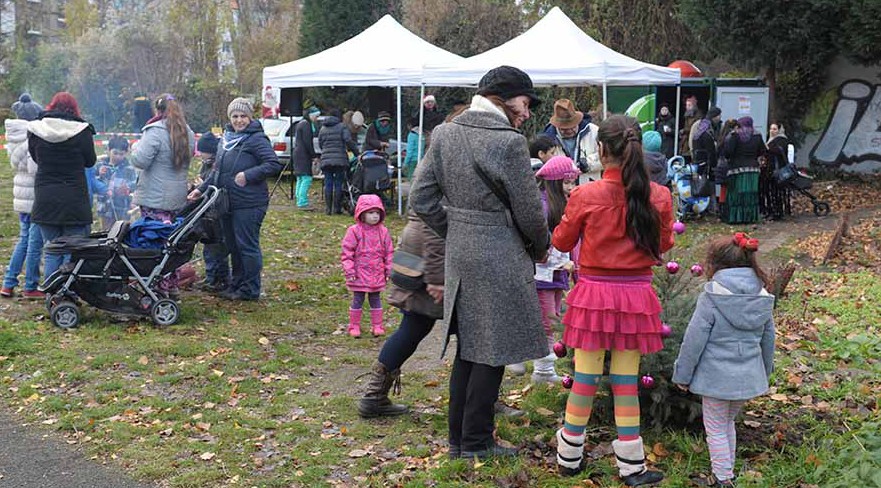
top-left (341, 150), bottom-right (392, 215)
top-left (40, 186), bottom-right (222, 329)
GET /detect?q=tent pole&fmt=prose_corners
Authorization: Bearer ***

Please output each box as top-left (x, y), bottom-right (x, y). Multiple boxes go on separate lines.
top-left (602, 82), bottom-right (608, 119)
top-left (674, 84), bottom-right (681, 156)
top-left (397, 84), bottom-right (403, 215)
top-left (417, 84), bottom-right (425, 164)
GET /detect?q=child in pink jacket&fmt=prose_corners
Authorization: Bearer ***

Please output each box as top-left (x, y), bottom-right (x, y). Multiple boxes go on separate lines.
top-left (341, 194), bottom-right (394, 337)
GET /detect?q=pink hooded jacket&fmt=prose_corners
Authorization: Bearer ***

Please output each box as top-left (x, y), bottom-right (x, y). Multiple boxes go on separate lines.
top-left (341, 194), bottom-right (394, 292)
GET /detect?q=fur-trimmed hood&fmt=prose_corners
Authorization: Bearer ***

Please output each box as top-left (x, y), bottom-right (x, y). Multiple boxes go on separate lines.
top-left (28, 112), bottom-right (92, 143)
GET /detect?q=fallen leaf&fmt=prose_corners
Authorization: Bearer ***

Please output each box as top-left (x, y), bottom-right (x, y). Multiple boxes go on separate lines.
top-left (423, 381), bottom-right (439, 387)
top-left (258, 337), bottom-right (270, 346)
top-left (743, 420), bottom-right (762, 428)
top-left (284, 280), bottom-right (300, 292)
top-left (212, 370), bottom-right (224, 377)
top-left (199, 452), bottom-right (216, 461)
top-left (770, 393), bottom-right (788, 402)
top-left (348, 449), bottom-right (369, 458)
top-left (137, 356), bottom-right (149, 365)
top-left (652, 442), bottom-right (669, 457)
top-left (535, 407), bottom-right (555, 417)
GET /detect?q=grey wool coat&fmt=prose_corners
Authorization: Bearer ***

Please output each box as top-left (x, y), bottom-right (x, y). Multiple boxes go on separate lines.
top-left (673, 268), bottom-right (776, 401)
top-left (409, 107), bottom-right (550, 367)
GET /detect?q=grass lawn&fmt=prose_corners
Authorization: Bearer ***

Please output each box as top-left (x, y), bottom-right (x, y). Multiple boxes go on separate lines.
top-left (0, 151), bottom-right (879, 487)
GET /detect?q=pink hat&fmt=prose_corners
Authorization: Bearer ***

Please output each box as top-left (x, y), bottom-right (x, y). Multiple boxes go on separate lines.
top-left (536, 155), bottom-right (579, 181)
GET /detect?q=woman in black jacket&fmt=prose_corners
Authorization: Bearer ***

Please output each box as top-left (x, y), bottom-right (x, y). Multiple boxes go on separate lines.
top-left (189, 98), bottom-right (283, 300)
top-left (722, 116), bottom-right (766, 224)
top-left (28, 92), bottom-right (97, 278)
top-left (762, 122), bottom-right (791, 220)
top-left (318, 109), bottom-right (360, 214)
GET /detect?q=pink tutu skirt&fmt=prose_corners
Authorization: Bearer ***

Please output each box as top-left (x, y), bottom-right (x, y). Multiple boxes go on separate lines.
top-left (562, 275), bottom-right (664, 354)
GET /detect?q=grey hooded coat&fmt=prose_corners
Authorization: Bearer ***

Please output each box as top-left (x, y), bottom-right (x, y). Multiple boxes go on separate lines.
top-left (673, 268), bottom-right (776, 401)
top-left (409, 107), bottom-right (550, 367)
top-left (130, 119), bottom-right (195, 212)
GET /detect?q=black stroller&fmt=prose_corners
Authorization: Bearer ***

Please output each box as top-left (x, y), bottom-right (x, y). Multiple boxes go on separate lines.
top-left (341, 150), bottom-right (392, 215)
top-left (40, 186), bottom-right (222, 329)
top-left (773, 165), bottom-right (831, 216)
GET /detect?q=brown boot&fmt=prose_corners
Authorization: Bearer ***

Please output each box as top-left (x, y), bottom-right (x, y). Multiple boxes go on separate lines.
top-left (357, 362), bottom-right (409, 418)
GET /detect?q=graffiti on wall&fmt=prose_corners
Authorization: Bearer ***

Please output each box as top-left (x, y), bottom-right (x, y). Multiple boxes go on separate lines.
top-left (811, 80), bottom-right (881, 166)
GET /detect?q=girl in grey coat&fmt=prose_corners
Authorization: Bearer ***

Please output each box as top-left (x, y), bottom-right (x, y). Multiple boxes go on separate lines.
top-left (410, 66), bottom-right (549, 460)
top-left (673, 233), bottom-right (776, 487)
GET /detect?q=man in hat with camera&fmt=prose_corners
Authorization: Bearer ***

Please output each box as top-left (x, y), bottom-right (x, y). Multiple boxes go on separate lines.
top-left (542, 99), bottom-right (601, 183)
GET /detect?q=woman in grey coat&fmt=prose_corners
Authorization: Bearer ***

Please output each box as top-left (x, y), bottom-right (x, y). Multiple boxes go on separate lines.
top-left (410, 66), bottom-right (549, 460)
top-left (130, 94), bottom-right (195, 218)
top-left (673, 233), bottom-right (775, 486)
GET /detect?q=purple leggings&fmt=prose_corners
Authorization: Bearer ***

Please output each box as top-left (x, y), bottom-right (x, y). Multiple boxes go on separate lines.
top-left (351, 291), bottom-right (382, 310)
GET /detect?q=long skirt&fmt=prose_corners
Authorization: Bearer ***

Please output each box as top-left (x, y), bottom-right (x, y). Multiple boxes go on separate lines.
top-left (725, 172), bottom-right (760, 224)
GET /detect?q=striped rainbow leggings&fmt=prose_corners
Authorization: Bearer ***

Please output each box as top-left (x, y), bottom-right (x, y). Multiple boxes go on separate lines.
top-left (562, 348), bottom-right (641, 441)
top-left (702, 396), bottom-right (745, 481)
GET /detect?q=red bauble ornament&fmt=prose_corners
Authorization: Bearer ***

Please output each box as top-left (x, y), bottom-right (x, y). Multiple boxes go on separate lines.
top-left (666, 261), bottom-right (680, 274)
top-left (660, 323), bottom-right (672, 338)
top-left (673, 221), bottom-right (686, 235)
top-left (561, 375), bottom-right (574, 389)
top-left (640, 375), bottom-right (656, 389)
top-left (690, 264), bottom-right (704, 277)
top-left (553, 341), bottom-right (567, 358)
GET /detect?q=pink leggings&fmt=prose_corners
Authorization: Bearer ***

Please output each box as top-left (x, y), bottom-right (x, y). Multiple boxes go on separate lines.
top-left (702, 396), bottom-right (745, 482)
top-left (537, 289), bottom-right (563, 348)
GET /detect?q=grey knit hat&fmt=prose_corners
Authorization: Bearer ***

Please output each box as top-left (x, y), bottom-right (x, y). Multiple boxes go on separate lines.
top-left (227, 97), bottom-right (254, 118)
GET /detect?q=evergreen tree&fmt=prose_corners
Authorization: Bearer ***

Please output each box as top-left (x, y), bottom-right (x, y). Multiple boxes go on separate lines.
top-left (299, 0), bottom-right (402, 57)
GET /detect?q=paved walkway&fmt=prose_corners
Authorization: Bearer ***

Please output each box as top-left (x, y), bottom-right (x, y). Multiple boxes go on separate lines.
top-left (0, 410), bottom-right (155, 488)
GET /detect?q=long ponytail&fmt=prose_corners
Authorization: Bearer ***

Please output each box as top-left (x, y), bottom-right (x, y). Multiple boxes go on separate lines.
top-left (597, 115), bottom-right (661, 260)
top-left (155, 94), bottom-right (191, 170)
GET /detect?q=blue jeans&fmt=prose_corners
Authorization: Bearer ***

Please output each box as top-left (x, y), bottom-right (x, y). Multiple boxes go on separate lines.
top-left (3, 214), bottom-right (44, 291)
top-left (323, 168), bottom-right (345, 194)
top-left (221, 205), bottom-right (267, 299)
top-left (39, 223), bottom-right (90, 279)
top-left (203, 242), bottom-right (230, 286)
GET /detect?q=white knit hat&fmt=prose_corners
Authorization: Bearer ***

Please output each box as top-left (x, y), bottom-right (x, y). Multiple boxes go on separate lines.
top-left (227, 97), bottom-right (254, 118)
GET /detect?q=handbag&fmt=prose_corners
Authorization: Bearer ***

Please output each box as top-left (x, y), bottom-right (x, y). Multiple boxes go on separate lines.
top-left (209, 143), bottom-right (247, 216)
top-left (690, 172), bottom-right (713, 198)
top-left (390, 249), bottom-right (425, 290)
top-left (773, 164), bottom-right (796, 185)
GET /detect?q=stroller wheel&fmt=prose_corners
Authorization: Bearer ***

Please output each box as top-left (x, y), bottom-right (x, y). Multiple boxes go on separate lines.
top-left (813, 201), bottom-right (831, 217)
top-left (151, 299), bottom-right (180, 326)
top-left (50, 301), bottom-right (80, 330)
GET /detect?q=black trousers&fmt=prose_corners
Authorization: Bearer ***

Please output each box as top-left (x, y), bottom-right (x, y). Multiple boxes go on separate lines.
top-left (448, 349), bottom-right (505, 451)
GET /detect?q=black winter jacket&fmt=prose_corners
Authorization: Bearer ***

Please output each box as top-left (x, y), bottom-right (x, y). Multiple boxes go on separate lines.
top-left (723, 134), bottom-right (766, 171)
top-left (318, 117), bottom-right (359, 170)
top-left (200, 121), bottom-right (283, 210)
top-left (28, 111), bottom-right (97, 226)
top-left (292, 119), bottom-right (318, 176)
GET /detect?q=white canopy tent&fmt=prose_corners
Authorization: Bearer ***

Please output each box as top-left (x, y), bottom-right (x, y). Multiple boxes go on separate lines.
top-left (262, 15), bottom-right (464, 213)
top-left (415, 7), bottom-right (685, 162)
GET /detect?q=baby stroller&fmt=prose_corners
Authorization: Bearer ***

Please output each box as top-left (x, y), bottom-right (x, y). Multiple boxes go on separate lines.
top-left (667, 155), bottom-right (712, 221)
top-left (341, 150), bottom-right (392, 215)
top-left (40, 186), bottom-right (222, 329)
top-left (773, 164), bottom-right (831, 216)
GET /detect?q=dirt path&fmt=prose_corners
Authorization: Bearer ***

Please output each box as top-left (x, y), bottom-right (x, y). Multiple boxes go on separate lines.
top-left (749, 205), bottom-right (881, 256)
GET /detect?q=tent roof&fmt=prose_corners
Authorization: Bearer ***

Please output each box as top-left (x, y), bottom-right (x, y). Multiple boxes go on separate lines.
top-left (421, 7), bottom-right (680, 87)
top-left (262, 15), bottom-right (464, 88)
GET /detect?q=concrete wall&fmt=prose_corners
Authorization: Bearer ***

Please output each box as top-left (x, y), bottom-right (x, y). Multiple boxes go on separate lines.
top-left (799, 57), bottom-right (881, 174)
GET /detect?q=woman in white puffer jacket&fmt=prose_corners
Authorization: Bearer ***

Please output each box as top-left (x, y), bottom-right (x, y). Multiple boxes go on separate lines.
top-left (1, 118), bottom-right (44, 298)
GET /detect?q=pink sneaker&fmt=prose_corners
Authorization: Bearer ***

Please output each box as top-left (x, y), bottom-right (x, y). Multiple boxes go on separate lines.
top-left (0, 287), bottom-right (13, 298)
